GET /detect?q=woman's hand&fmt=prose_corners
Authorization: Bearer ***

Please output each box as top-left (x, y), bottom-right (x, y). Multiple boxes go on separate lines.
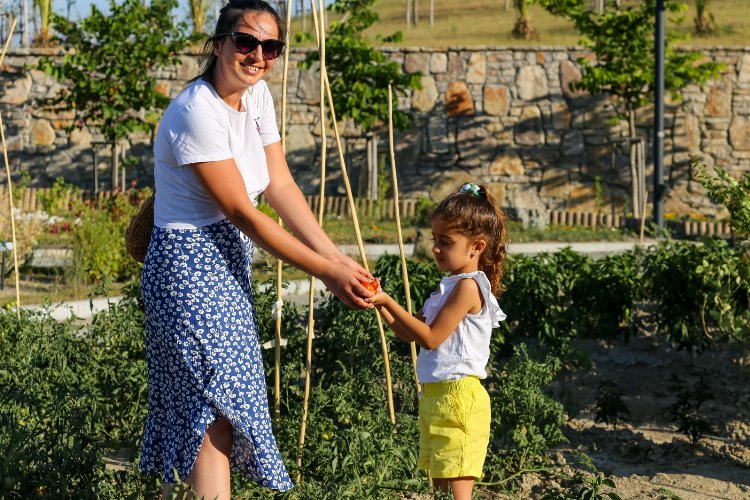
top-left (329, 252), bottom-right (372, 282)
top-left (319, 262), bottom-right (374, 310)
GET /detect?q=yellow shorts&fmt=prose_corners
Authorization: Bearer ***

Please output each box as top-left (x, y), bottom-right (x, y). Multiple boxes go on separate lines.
top-left (418, 376), bottom-right (491, 479)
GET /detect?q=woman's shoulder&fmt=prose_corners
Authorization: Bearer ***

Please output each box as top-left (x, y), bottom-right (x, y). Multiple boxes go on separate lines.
top-left (168, 79), bottom-right (218, 109)
top-left (164, 81), bottom-right (225, 123)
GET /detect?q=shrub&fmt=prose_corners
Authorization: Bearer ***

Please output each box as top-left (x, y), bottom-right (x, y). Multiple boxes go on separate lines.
top-left (570, 251), bottom-right (644, 340)
top-left (0, 295), bottom-right (157, 498)
top-left (503, 248), bottom-right (591, 353)
top-left (485, 344), bottom-right (567, 483)
top-left (69, 194), bottom-right (141, 287)
top-left (642, 239), bottom-right (744, 351)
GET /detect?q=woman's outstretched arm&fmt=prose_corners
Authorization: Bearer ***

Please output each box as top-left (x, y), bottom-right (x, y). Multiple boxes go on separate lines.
top-left (263, 142), bottom-right (371, 277)
top-left (192, 157), bottom-right (373, 309)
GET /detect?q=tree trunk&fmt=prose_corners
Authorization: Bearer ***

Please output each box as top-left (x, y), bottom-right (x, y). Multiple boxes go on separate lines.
top-left (367, 134), bottom-right (379, 201)
top-left (628, 111), bottom-right (639, 218)
top-left (413, 0), bottom-right (418, 27)
top-left (429, 0), bottom-right (433, 28)
top-left (111, 140), bottom-right (119, 191)
top-left (22, 0), bottom-right (28, 47)
top-left (301, 0), bottom-right (306, 33)
top-left (405, 0), bottom-right (410, 29)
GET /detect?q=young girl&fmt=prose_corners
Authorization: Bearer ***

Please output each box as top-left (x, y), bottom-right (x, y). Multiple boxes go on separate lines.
top-left (366, 182), bottom-right (508, 500)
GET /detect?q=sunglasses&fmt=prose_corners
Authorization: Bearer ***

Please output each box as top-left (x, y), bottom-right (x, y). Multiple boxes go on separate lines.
top-left (216, 32), bottom-right (285, 60)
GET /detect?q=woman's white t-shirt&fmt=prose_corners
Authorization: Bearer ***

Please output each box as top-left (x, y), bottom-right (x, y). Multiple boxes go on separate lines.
top-left (152, 78), bottom-right (280, 229)
top-left (416, 271), bottom-right (506, 383)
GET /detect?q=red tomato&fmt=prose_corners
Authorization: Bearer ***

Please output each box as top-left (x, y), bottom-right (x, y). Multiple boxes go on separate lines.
top-left (359, 277), bottom-right (380, 293)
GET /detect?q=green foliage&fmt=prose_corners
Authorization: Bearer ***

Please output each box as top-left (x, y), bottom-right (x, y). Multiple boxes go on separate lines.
top-left (543, 455), bottom-right (623, 500)
top-left (697, 162), bottom-right (750, 240)
top-left (299, 0), bottom-right (421, 131)
top-left (38, 0), bottom-right (191, 142)
top-left (37, 176), bottom-right (82, 215)
top-left (667, 372), bottom-right (715, 445)
top-left (503, 249), bottom-right (591, 353)
top-left (642, 239), bottom-right (740, 351)
top-left (0, 298), bottom-right (158, 498)
top-left (70, 194), bottom-right (141, 287)
top-left (546, 474), bottom-right (622, 500)
top-left (533, 0), bottom-right (722, 123)
top-left (6, 244), bottom-right (750, 496)
top-left (569, 251), bottom-right (643, 340)
top-left (374, 253), bottom-right (443, 312)
top-left (413, 197), bottom-right (435, 228)
top-left (485, 344), bottom-right (567, 482)
top-left (593, 380), bottom-right (630, 430)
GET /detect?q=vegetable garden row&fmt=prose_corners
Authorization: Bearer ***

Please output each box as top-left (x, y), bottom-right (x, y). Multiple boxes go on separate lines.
top-left (1, 234), bottom-right (748, 497)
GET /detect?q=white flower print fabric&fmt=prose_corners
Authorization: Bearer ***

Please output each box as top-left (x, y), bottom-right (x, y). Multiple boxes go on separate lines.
top-left (139, 218), bottom-right (293, 490)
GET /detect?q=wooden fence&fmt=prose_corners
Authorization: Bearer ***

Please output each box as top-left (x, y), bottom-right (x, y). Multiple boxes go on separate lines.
top-left (3, 187), bottom-right (422, 219)
top-left (544, 209), bottom-right (732, 238)
top-left (3, 187), bottom-right (732, 239)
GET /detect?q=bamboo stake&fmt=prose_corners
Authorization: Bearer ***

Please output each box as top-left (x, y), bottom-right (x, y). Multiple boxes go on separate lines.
top-left (272, 0), bottom-right (294, 426)
top-left (0, 18), bottom-right (20, 319)
top-left (319, 41), bottom-right (396, 426)
top-left (296, 0), bottom-right (327, 481)
top-left (387, 84), bottom-right (419, 393)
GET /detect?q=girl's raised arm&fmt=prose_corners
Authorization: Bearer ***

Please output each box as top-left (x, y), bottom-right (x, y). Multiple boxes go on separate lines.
top-left (369, 278), bottom-right (481, 350)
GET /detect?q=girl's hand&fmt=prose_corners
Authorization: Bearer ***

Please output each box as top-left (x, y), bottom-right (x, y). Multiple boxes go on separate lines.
top-left (365, 289), bottom-right (390, 307)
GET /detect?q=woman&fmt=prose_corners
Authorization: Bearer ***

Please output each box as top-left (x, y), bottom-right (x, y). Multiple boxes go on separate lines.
top-left (139, 1), bottom-right (373, 497)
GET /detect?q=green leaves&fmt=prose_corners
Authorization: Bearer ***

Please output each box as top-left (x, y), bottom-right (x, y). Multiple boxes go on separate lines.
top-left (301, 0), bottom-right (421, 131)
top-left (697, 162), bottom-right (750, 240)
top-left (534, 0), bottom-right (721, 119)
top-left (38, 0), bottom-right (192, 142)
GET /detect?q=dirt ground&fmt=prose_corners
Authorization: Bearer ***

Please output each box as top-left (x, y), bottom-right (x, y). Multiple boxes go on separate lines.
top-left (535, 334), bottom-right (750, 500)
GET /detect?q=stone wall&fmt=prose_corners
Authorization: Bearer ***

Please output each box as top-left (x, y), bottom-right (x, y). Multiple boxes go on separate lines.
top-left (2, 45), bottom-right (750, 218)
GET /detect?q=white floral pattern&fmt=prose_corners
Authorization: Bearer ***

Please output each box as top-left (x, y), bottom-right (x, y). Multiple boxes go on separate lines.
top-left (139, 218), bottom-right (293, 491)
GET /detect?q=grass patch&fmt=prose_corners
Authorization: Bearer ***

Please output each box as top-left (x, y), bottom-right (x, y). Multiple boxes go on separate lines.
top-left (288, 0), bottom-right (750, 48)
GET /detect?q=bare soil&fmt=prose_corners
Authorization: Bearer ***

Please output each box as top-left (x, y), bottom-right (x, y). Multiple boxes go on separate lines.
top-left (537, 334), bottom-right (750, 500)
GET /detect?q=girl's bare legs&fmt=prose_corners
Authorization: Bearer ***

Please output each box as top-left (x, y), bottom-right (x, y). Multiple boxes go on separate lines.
top-left (433, 477), bottom-right (474, 500)
top-left (162, 417), bottom-right (234, 500)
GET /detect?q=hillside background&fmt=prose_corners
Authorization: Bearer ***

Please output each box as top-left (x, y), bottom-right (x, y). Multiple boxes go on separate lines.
top-left (286, 0), bottom-right (750, 48)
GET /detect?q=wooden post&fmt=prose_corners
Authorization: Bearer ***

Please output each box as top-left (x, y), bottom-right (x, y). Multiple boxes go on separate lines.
top-left (388, 84), bottom-right (419, 393)
top-left (0, 17), bottom-right (21, 316)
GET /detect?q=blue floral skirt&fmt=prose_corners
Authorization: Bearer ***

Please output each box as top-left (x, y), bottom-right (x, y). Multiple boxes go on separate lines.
top-left (139, 218), bottom-right (293, 491)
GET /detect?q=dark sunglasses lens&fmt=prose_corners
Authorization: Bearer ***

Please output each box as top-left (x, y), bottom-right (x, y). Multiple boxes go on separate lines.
top-left (233, 33), bottom-right (260, 54)
top-left (262, 40), bottom-right (284, 60)
top-left (263, 40), bottom-right (284, 59)
top-left (232, 33), bottom-right (284, 60)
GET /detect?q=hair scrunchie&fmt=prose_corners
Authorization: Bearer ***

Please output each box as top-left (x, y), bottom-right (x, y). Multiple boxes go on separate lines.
top-left (459, 182), bottom-right (481, 197)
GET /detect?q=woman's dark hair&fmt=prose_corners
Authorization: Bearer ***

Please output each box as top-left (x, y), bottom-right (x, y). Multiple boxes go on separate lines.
top-left (431, 183), bottom-right (509, 296)
top-left (191, 0), bottom-right (285, 86)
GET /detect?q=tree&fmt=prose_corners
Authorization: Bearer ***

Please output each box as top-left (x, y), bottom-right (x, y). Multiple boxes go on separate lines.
top-left (694, 0), bottom-right (716, 36)
top-left (187, 0), bottom-right (210, 35)
top-left (38, 0), bottom-right (191, 189)
top-left (512, 0), bottom-right (535, 39)
top-left (533, 0), bottom-right (721, 218)
top-left (32, 0), bottom-right (52, 46)
top-left (300, 0), bottom-right (421, 198)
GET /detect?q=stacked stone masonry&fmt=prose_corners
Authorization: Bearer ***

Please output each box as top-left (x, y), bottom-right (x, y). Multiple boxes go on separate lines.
top-left (2, 45), bottom-right (750, 219)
